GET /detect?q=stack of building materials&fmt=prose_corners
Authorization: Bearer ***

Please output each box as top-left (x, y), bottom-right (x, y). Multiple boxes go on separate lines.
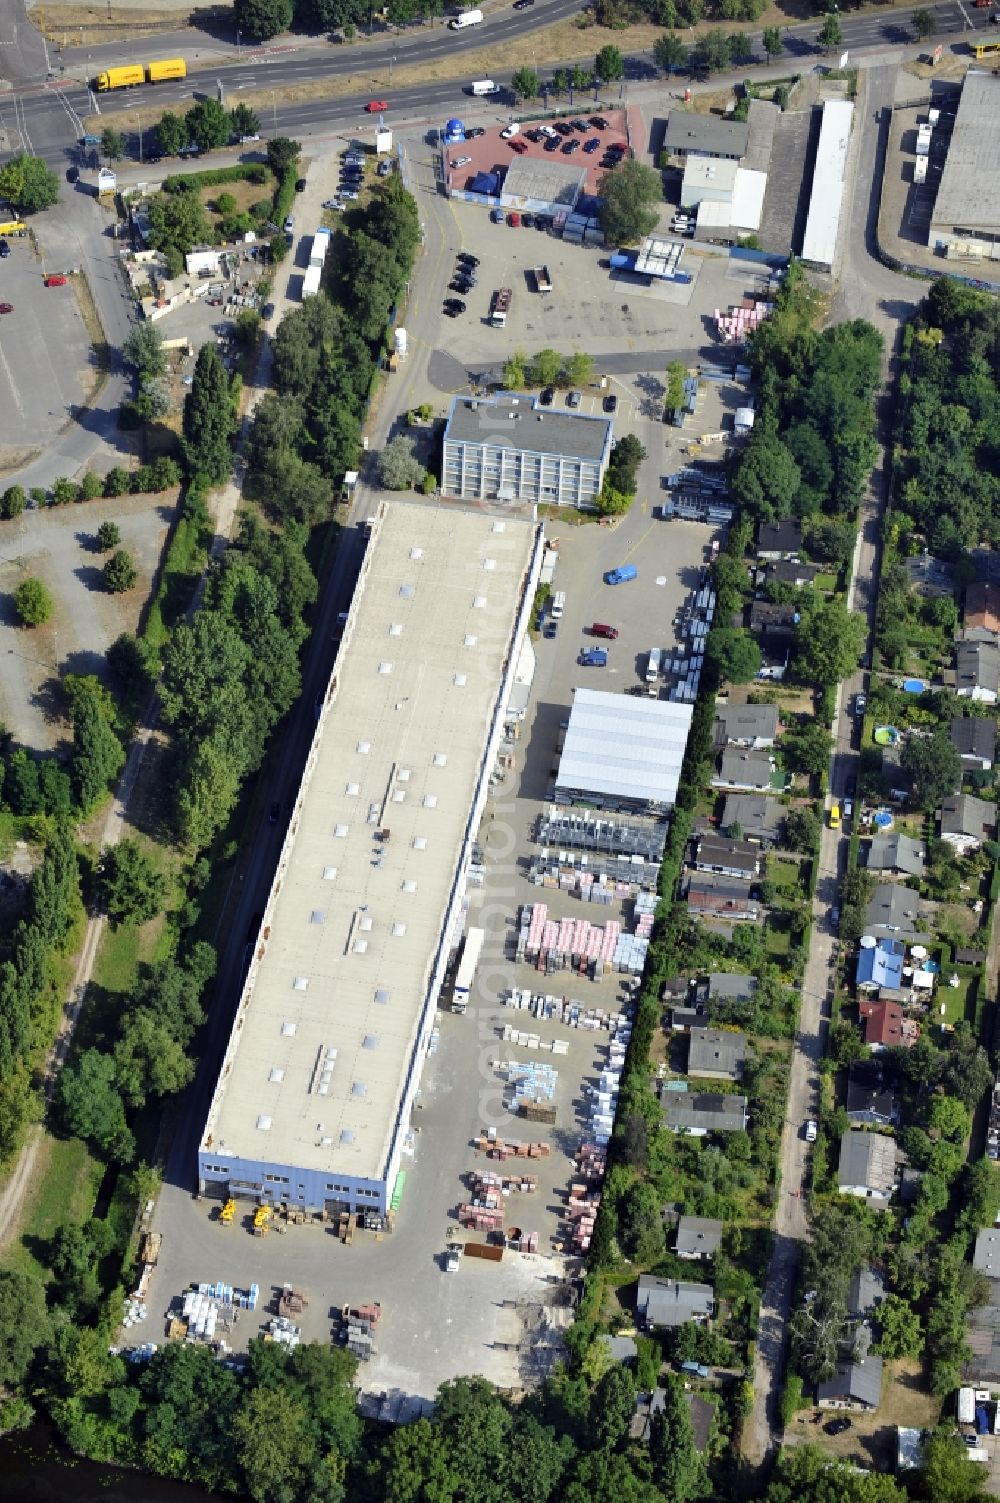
top-left (575, 1142), bottom-right (607, 1183)
top-left (501, 988), bottom-right (631, 1032)
top-left (565, 1189), bottom-right (601, 1251)
top-left (528, 857), bottom-right (658, 903)
top-left (501, 1023), bottom-right (571, 1054)
top-left (122, 1295), bottom-right (149, 1328)
top-left (714, 297), bottom-right (774, 343)
top-left (470, 1169), bottom-right (539, 1195)
top-left (612, 929), bottom-right (649, 974)
top-left (474, 1133), bottom-right (551, 1157)
top-left (459, 1202), bottom-right (505, 1233)
top-left (507, 1227), bottom-right (540, 1252)
top-left (266, 1315), bottom-right (301, 1348)
top-left (633, 892), bottom-right (656, 938)
top-left (503, 1059), bottom-right (558, 1104)
top-left (519, 903), bottom-right (625, 977)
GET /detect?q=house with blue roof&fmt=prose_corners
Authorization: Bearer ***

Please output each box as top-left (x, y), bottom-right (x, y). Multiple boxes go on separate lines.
top-left (856, 939), bottom-right (905, 993)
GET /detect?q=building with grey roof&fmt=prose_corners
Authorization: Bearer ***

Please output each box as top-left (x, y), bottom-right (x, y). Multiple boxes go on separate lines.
top-left (555, 689), bottom-right (694, 813)
top-left (712, 749), bottom-right (774, 792)
top-left (675, 1215), bottom-right (724, 1260)
top-left (662, 1089), bottom-right (748, 1135)
top-left (848, 1267), bottom-right (886, 1319)
top-left (712, 702), bottom-right (779, 749)
top-left (198, 500), bottom-right (542, 1217)
top-left (768, 558), bottom-right (818, 589)
top-left (955, 639), bottom-right (1000, 702)
top-left (940, 793), bottom-right (996, 854)
top-left (756, 517), bottom-right (802, 559)
top-left (664, 110), bottom-right (749, 161)
top-left (866, 832), bottom-right (926, 879)
top-left (598, 1333), bottom-right (639, 1363)
top-left (441, 392), bottom-right (613, 508)
top-left (500, 154), bottom-right (586, 214)
top-left (974, 1227), bottom-right (1000, 1280)
top-left (928, 72), bottom-right (1000, 253)
top-left (801, 100), bottom-right (854, 272)
top-left (698, 973), bottom-right (757, 1007)
top-left (817, 1355), bottom-right (883, 1411)
top-left (951, 716), bottom-right (997, 770)
top-left (687, 1029), bottom-right (747, 1082)
top-left (636, 1275), bottom-right (714, 1328)
top-left (721, 794), bottom-right (784, 845)
top-left (864, 882), bottom-right (924, 944)
top-left (694, 834), bottom-right (760, 879)
top-left (686, 873), bottom-right (760, 922)
top-left (838, 1129), bottom-right (898, 1206)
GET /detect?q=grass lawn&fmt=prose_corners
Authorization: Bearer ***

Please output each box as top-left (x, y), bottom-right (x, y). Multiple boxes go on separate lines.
top-left (939, 969), bottom-right (978, 1027)
top-left (765, 913), bottom-right (792, 957)
top-left (1, 1133), bottom-right (103, 1284)
top-left (815, 572), bottom-right (838, 591)
top-left (767, 856), bottom-right (802, 892)
top-left (92, 910), bottom-right (168, 997)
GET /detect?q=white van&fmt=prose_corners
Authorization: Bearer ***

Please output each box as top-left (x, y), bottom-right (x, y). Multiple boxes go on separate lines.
top-left (551, 591), bottom-right (566, 620)
top-left (449, 7), bottom-right (483, 26)
top-left (646, 648), bottom-right (661, 682)
top-left (471, 79), bottom-right (499, 96)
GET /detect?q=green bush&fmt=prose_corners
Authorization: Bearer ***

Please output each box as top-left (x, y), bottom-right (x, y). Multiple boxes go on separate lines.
top-left (52, 478), bottom-right (79, 505)
top-left (162, 164), bottom-right (268, 193)
top-left (79, 472), bottom-right (103, 502)
top-left (103, 467), bottom-right (131, 498)
top-left (1, 484), bottom-right (26, 518)
top-left (14, 577), bottom-right (54, 627)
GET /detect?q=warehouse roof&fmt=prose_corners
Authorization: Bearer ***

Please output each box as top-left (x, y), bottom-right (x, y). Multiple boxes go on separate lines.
top-left (931, 72), bottom-right (1000, 236)
top-left (200, 501), bottom-right (539, 1183)
top-left (444, 392), bottom-right (612, 464)
top-left (556, 690), bottom-right (694, 808)
top-left (501, 153), bottom-right (586, 208)
top-left (801, 99), bottom-right (854, 270)
top-left (664, 111), bottom-right (749, 159)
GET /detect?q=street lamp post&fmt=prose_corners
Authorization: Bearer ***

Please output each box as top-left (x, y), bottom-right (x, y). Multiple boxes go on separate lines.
top-left (390, 53), bottom-right (396, 81)
top-left (236, 27), bottom-right (241, 59)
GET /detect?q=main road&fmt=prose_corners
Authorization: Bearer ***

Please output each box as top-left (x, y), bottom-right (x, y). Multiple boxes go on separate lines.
top-left (0, 0), bottom-right (987, 168)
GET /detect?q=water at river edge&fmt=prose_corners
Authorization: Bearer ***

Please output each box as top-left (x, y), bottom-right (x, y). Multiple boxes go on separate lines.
top-left (0, 1424), bottom-right (235, 1502)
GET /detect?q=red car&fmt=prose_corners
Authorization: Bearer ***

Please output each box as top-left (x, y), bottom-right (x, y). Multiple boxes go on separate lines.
top-left (44, 274), bottom-right (67, 287)
top-left (366, 99), bottom-right (388, 113)
top-left (0, 303), bottom-right (12, 314)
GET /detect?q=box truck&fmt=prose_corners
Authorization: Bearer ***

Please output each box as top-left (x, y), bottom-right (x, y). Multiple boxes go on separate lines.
top-left (471, 79), bottom-right (499, 95)
top-left (302, 264), bottom-right (322, 299)
top-left (310, 228), bottom-right (331, 267)
top-left (452, 926), bottom-right (485, 1013)
top-left (147, 57), bottom-right (187, 83)
top-left (490, 288), bottom-right (512, 327)
top-left (532, 265), bottom-right (553, 293)
top-left (95, 64), bottom-right (145, 90)
top-left (450, 8), bottom-right (484, 25)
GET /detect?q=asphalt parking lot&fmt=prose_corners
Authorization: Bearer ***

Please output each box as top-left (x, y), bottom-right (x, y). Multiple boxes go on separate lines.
top-left (0, 244), bottom-right (92, 462)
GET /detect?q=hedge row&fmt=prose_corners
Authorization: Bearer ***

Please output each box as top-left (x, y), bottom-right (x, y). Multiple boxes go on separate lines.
top-left (162, 164), bottom-right (268, 194)
top-left (1, 459), bottom-right (182, 519)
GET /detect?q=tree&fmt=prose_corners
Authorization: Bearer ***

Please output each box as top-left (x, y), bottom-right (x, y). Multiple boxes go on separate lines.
top-left (762, 25), bottom-right (784, 57)
top-left (0, 154), bottom-right (59, 214)
top-left (103, 550), bottom-right (138, 593)
top-left (653, 32), bottom-right (687, 72)
top-left (595, 45), bottom-right (625, 81)
top-left (0, 1270), bottom-right (51, 1389)
top-left (1, 484), bottom-right (26, 519)
top-left (900, 728), bottom-right (961, 811)
top-left (100, 127), bottom-right (126, 161)
top-left (728, 32), bottom-right (754, 63)
top-left (706, 627), bottom-right (761, 684)
top-left (183, 344), bottom-right (236, 483)
top-left (57, 1049), bottom-right (133, 1161)
top-left (766, 1445), bottom-right (908, 1502)
top-left (732, 431), bottom-right (801, 520)
top-left (912, 6), bottom-right (935, 36)
top-left (503, 351), bottom-right (528, 389)
top-left (123, 321), bottom-right (166, 383)
top-left (914, 1428), bottom-right (990, 1503)
top-left (618, 1180), bottom-right (666, 1262)
top-left (528, 348), bottom-right (562, 387)
top-left (378, 434), bottom-right (424, 491)
top-left (783, 719), bottom-right (832, 777)
top-left (794, 598), bottom-right (866, 689)
top-left (235, 0), bottom-right (293, 38)
top-left (13, 577), bottom-right (53, 627)
top-left (690, 29), bottom-right (732, 74)
top-left (875, 1293), bottom-right (922, 1360)
top-left (155, 112), bottom-right (189, 156)
top-left (510, 67), bottom-right (541, 100)
top-left (929, 1093), bottom-right (971, 1143)
top-left (565, 351), bottom-right (595, 388)
top-left (267, 136), bottom-right (302, 178)
top-left (785, 805), bottom-right (820, 853)
top-left (589, 1362), bottom-right (636, 1451)
top-left (185, 97), bottom-right (231, 153)
top-left (71, 682), bottom-right (125, 810)
top-left (230, 102), bottom-right (261, 138)
top-left (818, 10), bottom-right (843, 49)
top-left (114, 1010), bottom-right (194, 1109)
top-left (599, 159), bottom-right (663, 246)
top-left (148, 188), bottom-right (211, 258)
top-left (650, 1376), bottom-right (704, 1502)
top-left (100, 839), bottom-right (167, 926)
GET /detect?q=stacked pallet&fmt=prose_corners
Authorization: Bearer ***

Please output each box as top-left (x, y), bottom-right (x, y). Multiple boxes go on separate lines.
top-left (470, 1169), bottom-right (539, 1195)
top-left (500, 1024), bottom-right (570, 1054)
top-left (715, 297), bottom-right (774, 343)
top-left (459, 1204), bottom-right (504, 1233)
top-left (473, 1134), bottom-right (551, 1158)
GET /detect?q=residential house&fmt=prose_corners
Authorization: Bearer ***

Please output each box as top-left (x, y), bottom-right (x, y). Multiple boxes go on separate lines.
top-left (660, 975), bottom-right (691, 1003)
top-left (847, 1266), bottom-right (886, 1319)
top-left (668, 1005), bottom-right (711, 1033)
top-left (955, 639), bottom-right (1000, 702)
top-left (855, 938), bottom-right (905, 993)
top-left (756, 518), bottom-right (802, 561)
top-left (940, 793), bottom-right (996, 854)
top-left (688, 1028), bottom-right (747, 1082)
top-left (768, 558), bottom-right (819, 589)
top-left (866, 833), bottom-right (926, 879)
top-left (712, 749), bottom-right (774, 792)
top-left (950, 717), bottom-right (997, 771)
top-left (904, 552), bottom-right (954, 597)
top-left (712, 702), bottom-right (779, 749)
top-left (636, 1275), bottom-right (713, 1329)
top-left (964, 581), bottom-right (1000, 639)
top-left (675, 1215), bottom-right (724, 1260)
top-left (846, 1061), bottom-right (897, 1127)
top-left (694, 834), bottom-right (761, 879)
top-left (817, 1355), bottom-right (883, 1411)
top-left (859, 998), bottom-right (904, 1050)
top-left (694, 973), bottom-right (757, 1009)
top-left (663, 111), bottom-right (749, 161)
top-left (661, 1088), bottom-right (749, 1135)
top-left (747, 600), bottom-right (800, 647)
top-left (597, 1334), bottom-right (639, 1363)
top-left (721, 794), bottom-right (784, 846)
top-left (864, 883), bottom-right (924, 944)
top-left (973, 1227), bottom-right (1000, 1280)
top-left (837, 1129), bottom-right (898, 1205)
top-left (686, 873), bottom-right (761, 921)
top-left (756, 641), bottom-right (791, 682)
top-left (965, 1277), bottom-right (1000, 1380)
top-left (630, 1389), bottom-right (713, 1452)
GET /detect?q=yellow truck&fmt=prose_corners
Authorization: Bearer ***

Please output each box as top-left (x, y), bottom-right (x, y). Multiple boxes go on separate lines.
top-left (95, 64), bottom-right (144, 90)
top-left (95, 57), bottom-right (186, 90)
top-left (148, 57), bottom-right (187, 83)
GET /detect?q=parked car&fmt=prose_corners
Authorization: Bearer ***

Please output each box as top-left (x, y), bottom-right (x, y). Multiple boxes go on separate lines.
top-left (0, 303), bottom-right (12, 314)
top-left (44, 274), bottom-right (67, 287)
top-left (603, 393), bottom-right (618, 413)
top-left (377, 157), bottom-right (393, 175)
top-left (0, 240), bottom-right (9, 258)
top-left (605, 564), bottom-right (637, 585)
top-left (562, 139), bottom-right (581, 154)
top-left (513, 0), bottom-right (535, 7)
top-left (571, 118), bottom-right (589, 132)
top-left (451, 155), bottom-right (472, 168)
top-left (590, 115), bottom-right (609, 129)
top-left (540, 387), bottom-right (555, 405)
top-left (458, 253), bottom-right (480, 266)
top-left (544, 137), bottom-right (561, 151)
top-left (825, 1418), bottom-right (852, 1436)
top-left (526, 129), bottom-right (544, 143)
top-left (339, 189), bottom-right (360, 200)
top-left (590, 623), bottom-right (619, 639)
top-left (584, 137), bottom-right (601, 153)
top-left (579, 648), bottom-right (608, 667)
top-left (66, 165), bottom-right (79, 182)
top-left (805, 1120), bottom-right (818, 1143)
top-left (510, 138), bottom-right (527, 153)
top-left (855, 692), bottom-right (867, 715)
top-left (491, 206), bottom-right (505, 222)
top-left (566, 389), bottom-right (582, 407)
top-left (521, 212), bottom-right (535, 227)
top-left (544, 620), bottom-right (558, 638)
top-left (366, 99), bottom-right (389, 112)
top-left (466, 126), bottom-right (485, 138)
top-left (283, 214), bottom-right (295, 234)
top-left (240, 133), bottom-right (261, 143)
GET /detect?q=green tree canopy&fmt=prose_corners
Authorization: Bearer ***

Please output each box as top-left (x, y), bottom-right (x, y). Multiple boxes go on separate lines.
top-left (57, 1049), bottom-right (133, 1161)
top-left (794, 597), bottom-right (866, 689)
top-left (618, 1179), bottom-right (666, 1262)
top-left (123, 321), bottom-right (166, 381)
top-left (13, 577), bottom-right (53, 627)
top-left (598, 159), bottom-right (663, 246)
top-left (185, 98), bottom-right (231, 152)
top-left (0, 1269), bottom-right (51, 1389)
top-left (155, 112), bottom-right (189, 156)
top-left (900, 727), bottom-right (961, 811)
top-left (230, 102), bottom-right (261, 138)
top-left (378, 434), bottom-right (425, 491)
top-left (732, 431), bottom-right (801, 520)
top-left (653, 32), bottom-right (687, 71)
top-left (99, 838), bottom-right (167, 925)
top-left (595, 45), bottom-right (625, 81)
top-left (510, 67), bottom-right (541, 99)
top-left (762, 25), bottom-right (784, 56)
top-left (104, 549), bottom-right (138, 593)
top-left (183, 343), bottom-right (236, 483)
top-left (267, 135), bottom-right (302, 177)
top-left (818, 10), bottom-right (843, 48)
top-left (705, 627), bottom-right (761, 684)
top-left (0, 154), bottom-right (59, 213)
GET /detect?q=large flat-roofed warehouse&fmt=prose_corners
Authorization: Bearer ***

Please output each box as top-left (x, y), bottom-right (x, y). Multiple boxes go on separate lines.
top-left (800, 99), bottom-right (854, 271)
top-left (555, 689), bottom-right (694, 813)
top-left (442, 392), bottom-right (613, 507)
top-left (928, 72), bottom-right (1000, 255)
top-left (198, 500), bottom-right (543, 1216)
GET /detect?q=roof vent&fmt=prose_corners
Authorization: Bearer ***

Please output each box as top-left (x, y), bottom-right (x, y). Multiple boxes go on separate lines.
top-left (473, 595), bottom-right (487, 609)
top-left (464, 634), bottom-right (477, 648)
top-left (256, 1115), bottom-right (272, 1131)
top-left (359, 915), bottom-right (373, 931)
top-left (353, 939), bottom-right (369, 954)
top-left (293, 977), bottom-right (309, 991)
top-left (492, 520), bottom-right (506, 533)
top-left (334, 823), bottom-right (349, 838)
top-left (268, 1068), bottom-right (284, 1083)
top-left (352, 1081), bottom-right (367, 1098)
top-left (340, 1129), bottom-right (355, 1145)
top-left (389, 623), bottom-right (403, 636)
top-left (412, 836), bottom-right (428, 850)
top-left (363, 1034), bottom-right (379, 1050)
top-left (310, 910), bottom-right (326, 925)
top-left (374, 987), bottom-right (391, 1004)
top-left (402, 879), bottom-right (417, 893)
top-left (346, 782), bottom-right (360, 797)
top-left (410, 547), bottom-right (423, 560)
top-left (323, 866), bottom-right (337, 881)
top-left (483, 558), bottom-right (496, 571)
top-left (398, 767), bottom-right (411, 781)
top-left (392, 790), bottom-right (407, 803)
top-left (399, 584), bottom-right (414, 598)
top-left (392, 922), bottom-right (407, 937)
top-left (433, 752), bottom-right (448, 767)
top-left (423, 794), bottom-right (438, 808)
top-left (378, 661), bottom-right (393, 675)
top-left (454, 673), bottom-right (467, 686)
top-left (281, 1021), bottom-right (297, 1037)
top-left (357, 740), bottom-right (371, 754)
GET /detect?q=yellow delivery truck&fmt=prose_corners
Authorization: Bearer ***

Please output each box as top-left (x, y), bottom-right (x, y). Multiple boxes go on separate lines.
top-left (95, 64), bottom-right (145, 90)
top-left (147, 57), bottom-right (187, 83)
